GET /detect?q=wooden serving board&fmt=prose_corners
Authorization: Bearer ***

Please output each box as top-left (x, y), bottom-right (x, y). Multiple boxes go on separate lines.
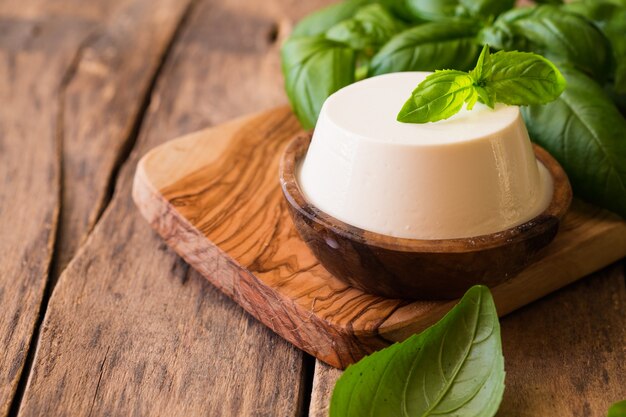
top-left (132, 106), bottom-right (626, 369)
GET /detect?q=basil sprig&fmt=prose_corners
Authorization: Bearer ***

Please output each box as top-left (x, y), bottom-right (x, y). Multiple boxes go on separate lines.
top-left (330, 285), bottom-right (505, 417)
top-left (397, 45), bottom-right (566, 123)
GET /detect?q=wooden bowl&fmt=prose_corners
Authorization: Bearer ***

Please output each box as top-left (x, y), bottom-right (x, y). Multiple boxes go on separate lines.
top-left (279, 134), bottom-right (573, 300)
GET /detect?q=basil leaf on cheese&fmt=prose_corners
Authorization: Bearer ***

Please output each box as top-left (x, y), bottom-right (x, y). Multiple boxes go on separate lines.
top-left (369, 20), bottom-right (481, 75)
top-left (486, 50), bottom-right (566, 105)
top-left (398, 46), bottom-right (565, 123)
top-left (330, 285), bottom-right (505, 417)
top-left (398, 70), bottom-right (476, 123)
top-left (522, 67), bottom-right (626, 218)
top-left (281, 36), bottom-right (356, 130)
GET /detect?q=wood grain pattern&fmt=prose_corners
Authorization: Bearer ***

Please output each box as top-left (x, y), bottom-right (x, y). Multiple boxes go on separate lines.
top-left (18, 0), bottom-right (339, 415)
top-left (0, 2), bottom-right (100, 413)
top-left (308, 263), bottom-right (626, 417)
top-left (281, 133), bottom-right (572, 299)
top-left (133, 105), bottom-right (626, 369)
top-left (53, 0), bottom-right (198, 278)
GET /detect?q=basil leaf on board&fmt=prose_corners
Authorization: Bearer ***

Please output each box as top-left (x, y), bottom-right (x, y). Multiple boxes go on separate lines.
top-left (326, 4), bottom-right (405, 51)
top-left (281, 36), bottom-right (356, 130)
top-left (609, 400), bottom-right (626, 417)
top-left (291, 0), bottom-right (374, 37)
top-left (330, 285), bottom-right (505, 417)
top-left (369, 20), bottom-right (481, 76)
top-left (522, 67), bottom-right (626, 218)
top-left (486, 50), bottom-right (566, 105)
top-left (398, 70), bottom-right (476, 123)
top-left (482, 6), bottom-right (612, 81)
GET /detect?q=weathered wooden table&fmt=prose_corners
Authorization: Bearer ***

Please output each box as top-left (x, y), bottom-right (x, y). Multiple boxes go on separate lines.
top-left (1, 0), bottom-right (624, 416)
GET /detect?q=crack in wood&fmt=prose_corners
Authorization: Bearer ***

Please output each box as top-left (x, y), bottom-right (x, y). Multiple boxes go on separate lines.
top-left (5, 1), bottom-right (201, 415)
top-left (87, 346), bottom-right (110, 417)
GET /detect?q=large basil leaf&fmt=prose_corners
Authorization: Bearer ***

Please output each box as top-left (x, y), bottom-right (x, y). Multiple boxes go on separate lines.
top-left (281, 36), bottom-right (356, 130)
top-left (326, 4), bottom-right (405, 51)
top-left (562, 0), bottom-right (622, 24)
top-left (563, 1), bottom-right (626, 94)
top-left (369, 20), bottom-right (481, 75)
top-left (405, 0), bottom-right (514, 21)
top-left (604, 8), bottom-right (626, 94)
top-left (404, 0), bottom-right (461, 21)
top-left (522, 67), bottom-right (626, 218)
top-left (291, 0), bottom-right (375, 37)
top-left (459, 0), bottom-right (516, 19)
top-left (482, 6), bottom-right (612, 81)
top-left (609, 400), bottom-right (626, 417)
top-left (532, 0), bottom-right (564, 4)
top-left (330, 285), bottom-right (505, 417)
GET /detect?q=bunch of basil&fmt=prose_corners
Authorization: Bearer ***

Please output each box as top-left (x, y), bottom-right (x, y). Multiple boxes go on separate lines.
top-left (281, 0), bottom-right (626, 219)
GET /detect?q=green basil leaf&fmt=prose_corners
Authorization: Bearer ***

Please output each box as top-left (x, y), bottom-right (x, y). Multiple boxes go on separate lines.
top-left (459, 0), bottom-right (515, 19)
top-left (281, 36), bottom-right (356, 129)
top-left (398, 70), bottom-right (475, 123)
top-left (291, 0), bottom-right (375, 37)
top-left (326, 4), bottom-right (405, 51)
top-left (562, 0), bottom-right (621, 26)
top-left (404, 0), bottom-right (462, 21)
top-left (604, 8), bottom-right (626, 94)
top-left (330, 285), bottom-right (505, 417)
top-left (532, 0), bottom-right (564, 4)
top-left (370, 20), bottom-right (481, 76)
top-left (485, 50), bottom-right (566, 105)
top-left (522, 67), bottom-right (626, 218)
top-left (609, 400), bottom-right (626, 417)
top-left (485, 6), bottom-right (612, 81)
top-left (469, 44), bottom-right (492, 83)
top-left (562, 2), bottom-right (626, 93)
top-left (405, 0), bottom-right (514, 21)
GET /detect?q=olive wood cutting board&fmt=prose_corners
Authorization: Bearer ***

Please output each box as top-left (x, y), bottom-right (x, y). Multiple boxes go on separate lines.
top-left (132, 106), bottom-right (626, 369)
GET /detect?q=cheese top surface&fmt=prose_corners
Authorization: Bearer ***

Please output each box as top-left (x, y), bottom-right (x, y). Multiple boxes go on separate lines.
top-left (324, 72), bottom-right (520, 145)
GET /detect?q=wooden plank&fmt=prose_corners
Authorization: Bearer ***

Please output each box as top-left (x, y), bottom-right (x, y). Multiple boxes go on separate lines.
top-left (17, 0), bottom-right (337, 415)
top-left (0, 2), bottom-right (109, 414)
top-left (133, 105), bottom-right (626, 368)
top-left (53, 0), bottom-right (199, 278)
top-left (308, 264), bottom-right (626, 416)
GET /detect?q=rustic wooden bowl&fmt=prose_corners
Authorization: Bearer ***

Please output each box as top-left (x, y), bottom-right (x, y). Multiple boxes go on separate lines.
top-left (279, 133), bottom-right (573, 300)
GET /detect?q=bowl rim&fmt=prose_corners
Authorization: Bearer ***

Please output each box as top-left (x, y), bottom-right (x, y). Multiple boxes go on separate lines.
top-left (279, 133), bottom-right (573, 254)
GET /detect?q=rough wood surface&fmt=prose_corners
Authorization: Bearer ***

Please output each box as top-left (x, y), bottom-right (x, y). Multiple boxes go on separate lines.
top-left (16, 0), bottom-right (337, 416)
top-left (54, 0), bottom-right (198, 278)
top-left (0, 1), bottom-right (101, 414)
top-left (133, 105), bottom-right (626, 369)
top-left (308, 263), bottom-right (626, 417)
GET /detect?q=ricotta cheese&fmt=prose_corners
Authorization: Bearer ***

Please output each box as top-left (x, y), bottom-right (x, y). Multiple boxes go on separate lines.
top-left (298, 72), bottom-right (553, 239)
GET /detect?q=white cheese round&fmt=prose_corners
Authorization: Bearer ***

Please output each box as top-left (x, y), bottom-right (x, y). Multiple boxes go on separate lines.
top-left (297, 72), bottom-right (553, 240)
